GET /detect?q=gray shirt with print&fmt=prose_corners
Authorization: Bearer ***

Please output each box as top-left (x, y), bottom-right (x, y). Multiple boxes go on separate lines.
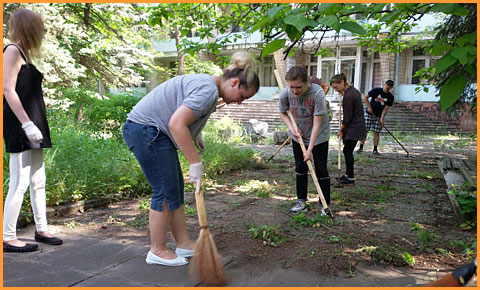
top-left (127, 74), bottom-right (218, 149)
top-left (279, 83), bottom-right (330, 146)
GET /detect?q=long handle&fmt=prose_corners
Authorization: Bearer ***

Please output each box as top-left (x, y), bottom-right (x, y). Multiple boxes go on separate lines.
top-left (266, 136), bottom-right (291, 162)
top-left (373, 115), bottom-right (409, 157)
top-left (337, 94), bottom-right (342, 179)
top-left (287, 110), bottom-right (329, 210)
top-left (193, 183), bottom-right (208, 228)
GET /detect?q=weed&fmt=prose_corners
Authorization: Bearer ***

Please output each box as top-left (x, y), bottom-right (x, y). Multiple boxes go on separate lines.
top-left (130, 199), bottom-right (150, 228)
top-left (234, 180), bottom-right (275, 197)
top-left (449, 238), bottom-right (476, 258)
top-left (346, 263), bottom-right (356, 278)
top-left (290, 212), bottom-right (329, 228)
top-left (247, 224), bottom-right (287, 247)
top-left (309, 247), bottom-right (319, 258)
top-left (64, 220), bottom-right (80, 229)
top-left (106, 215), bottom-right (126, 226)
top-left (357, 245), bottom-right (405, 265)
top-left (409, 170), bottom-right (438, 180)
top-left (328, 235), bottom-right (340, 243)
top-left (403, 252), bottom-right (415, 266)
top-left (410, 222), bottom-right (437, 252)
top-left (184, 203), bottom-right (197, 217)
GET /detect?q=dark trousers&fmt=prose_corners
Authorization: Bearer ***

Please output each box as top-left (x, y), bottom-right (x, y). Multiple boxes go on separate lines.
top-left (292, 140), bottom-right (330, 205)
top-left (343, 139), bottom-right (358, 178)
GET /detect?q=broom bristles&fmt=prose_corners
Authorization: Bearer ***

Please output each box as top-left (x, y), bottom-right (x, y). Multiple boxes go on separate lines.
top-left (189, 228), bottom-right (228, 286)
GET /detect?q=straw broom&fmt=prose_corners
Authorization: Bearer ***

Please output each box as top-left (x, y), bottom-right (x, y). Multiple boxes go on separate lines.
top-left (189, 184), bottom-right (228, 286)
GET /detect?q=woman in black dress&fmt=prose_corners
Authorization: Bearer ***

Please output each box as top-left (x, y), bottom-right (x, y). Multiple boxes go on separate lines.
top-left (3, 8), bottom-right (62, 252)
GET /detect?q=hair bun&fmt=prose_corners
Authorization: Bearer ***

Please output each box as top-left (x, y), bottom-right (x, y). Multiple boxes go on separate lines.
top-left (227, 51), bottom-right (255, 71)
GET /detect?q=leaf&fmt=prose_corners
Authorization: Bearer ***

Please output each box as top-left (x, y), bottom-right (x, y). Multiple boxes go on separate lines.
top-left (380, 9), bottom-right (402, 24)
top-left (451, 46), bottom-right (474, 66)
top-left (318, 15), bottom-right (340, 32)
top-left (285, 25), bottom-right (301, 41)
top-left (250, 17), bottom-right (271, 32)
top-left (430, 3), bottom-right (470, 16)
top-left (431, 43), bottom-right (453, 56)
top-left (339, 21), bottom-right (366, 35)
top-left (316, 3), bottom-right (337, 14)
top-left (268, 6), bottom-right (283, 19)
top-left (284, 14), bottom-right (312, 32)
top-left (262, 39), bottom-right (286, 58)
top-left (435, 54), bottom-right (458, 74)
top-left (440, 75), bottom-right (466, 111)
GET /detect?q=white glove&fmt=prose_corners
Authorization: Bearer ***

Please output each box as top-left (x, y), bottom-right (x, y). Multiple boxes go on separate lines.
top-left (189, 162), bottom-right (204, 194)
top-left (22, 121), bottom-right (43, 148)
top-left (194, 134), bottom-right (206, 155)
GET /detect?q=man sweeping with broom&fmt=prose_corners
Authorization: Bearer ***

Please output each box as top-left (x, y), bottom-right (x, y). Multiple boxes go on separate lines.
top-left (123, 51), bottom-right (259, 278)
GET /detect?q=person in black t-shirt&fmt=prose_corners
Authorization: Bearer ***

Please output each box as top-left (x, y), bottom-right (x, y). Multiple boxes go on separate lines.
top-left (357, 80), bottom-right (394, 155)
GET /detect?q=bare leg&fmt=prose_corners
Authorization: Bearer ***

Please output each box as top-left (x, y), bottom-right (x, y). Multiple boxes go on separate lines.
top-left (170, 205), bottom-right (195, 249)
top-left (374, 132), bottom-right (380, 147)
top-left (149, 201), bottom-right (176, 260)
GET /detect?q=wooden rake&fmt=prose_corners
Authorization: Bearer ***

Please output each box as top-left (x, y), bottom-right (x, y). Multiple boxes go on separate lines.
top-left (287, 110), bottom-right (334, 219)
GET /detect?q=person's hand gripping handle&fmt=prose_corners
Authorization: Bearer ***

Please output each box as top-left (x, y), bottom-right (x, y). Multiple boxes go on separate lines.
top-left (189, 162), bottom-right (204, 194)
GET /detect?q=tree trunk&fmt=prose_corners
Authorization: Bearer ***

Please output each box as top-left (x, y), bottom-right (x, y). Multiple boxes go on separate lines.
top-left (174, 25), bottom-right (184, 75)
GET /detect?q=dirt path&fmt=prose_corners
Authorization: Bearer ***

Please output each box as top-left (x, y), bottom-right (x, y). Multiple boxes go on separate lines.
top-left (48, 136), bottom-right (477, 282)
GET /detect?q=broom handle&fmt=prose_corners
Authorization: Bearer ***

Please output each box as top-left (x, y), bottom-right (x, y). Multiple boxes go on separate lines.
top-left (193, 184), bottom-right (208, 228)
top-left (287, 110), bottom-right (329, 210)
top-left (337, 94), bottom-right (342, 179)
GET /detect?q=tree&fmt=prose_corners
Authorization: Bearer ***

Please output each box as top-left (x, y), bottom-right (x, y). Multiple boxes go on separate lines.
top-left (146, 3), bottom-right (475, 110)
top-left (420, 3), bottom-right (476, 111)
top-left (3, 3), bottom-right (157, 91)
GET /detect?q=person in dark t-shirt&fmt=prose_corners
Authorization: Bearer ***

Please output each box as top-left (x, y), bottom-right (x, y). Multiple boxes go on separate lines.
top-left (357, 80), bottom-right (394, 155)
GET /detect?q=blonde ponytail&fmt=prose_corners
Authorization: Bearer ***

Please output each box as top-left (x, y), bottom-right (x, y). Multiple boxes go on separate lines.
top-left (223, 51), bottom-right (260, 92)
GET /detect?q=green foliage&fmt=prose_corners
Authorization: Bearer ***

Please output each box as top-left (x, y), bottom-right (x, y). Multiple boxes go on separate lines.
top-left (448, 186), bottom-right (477, 216)
top-left (234, 180), bottom-right (275, 198)
top-left (402, 252), bottom-right (415, 266)
top-left (4, 3), bottom-right (157, 89)
top-left (184, 203), bottom-right (197, 217)
top-left (130, 199), bottom-right (150, 228)
top-left (290, 212), bottom-right (329, 228)
top-left (54, 88), bottom-right (140, 139)
top-left (356, 245), bottom-right (406, 266)
top-left (410, 222), bottom-right (438, 253)
top-left (247, 224), bottom-right (287, 246)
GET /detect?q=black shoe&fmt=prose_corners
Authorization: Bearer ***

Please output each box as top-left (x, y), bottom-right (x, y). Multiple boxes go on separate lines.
top-left (34, 231), bottom-right (63, 245)
top-left (3, 242), bottom-right (38, 252)
top-left (356, 147), bottom-right (363, 153)
top-left (373, 150), bottom-right (380, 155)
top-left (338, 175), bottom-right (355, 185)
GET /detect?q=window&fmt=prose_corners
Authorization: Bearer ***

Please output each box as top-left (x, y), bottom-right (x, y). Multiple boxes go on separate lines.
top-left (411, 59), bottom-right (426, 84)
top-left (340, 47), bottom-right (357, 57)
top-left (410, 47), bottom-right (438, 84)
top-left (309, 54), bottom-right (318, 77)
top-left (260, 57), bottom-right (276, 87)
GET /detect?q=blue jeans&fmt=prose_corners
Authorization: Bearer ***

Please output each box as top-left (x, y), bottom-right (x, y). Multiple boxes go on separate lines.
top-left (123, 120), bottom-right (184, 212)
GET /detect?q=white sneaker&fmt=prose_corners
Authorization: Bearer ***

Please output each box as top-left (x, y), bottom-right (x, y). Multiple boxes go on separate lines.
top-left (175, 247), bottom-right (194, 258)
top-left (320, 208), bottom-right (327, 216)
top-left (145, 251), bottom-right (188, 266)
top-left (290, 201), bottom-right (307, 213)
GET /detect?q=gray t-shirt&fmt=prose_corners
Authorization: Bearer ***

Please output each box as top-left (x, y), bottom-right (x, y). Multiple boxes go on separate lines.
top-left (127, 74), bottom-right (218, 149)
top-left (279, 84), bottom-right (330, 146)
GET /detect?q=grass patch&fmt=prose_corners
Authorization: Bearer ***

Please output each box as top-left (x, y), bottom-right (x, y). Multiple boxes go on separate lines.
top-left (247, 224), bottom-right (287, 246)
top-left (234, 180), bottom-right (275, 197)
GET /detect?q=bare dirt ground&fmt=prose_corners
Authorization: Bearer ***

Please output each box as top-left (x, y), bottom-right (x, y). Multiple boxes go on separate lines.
top-left (49, 135), bottom-right (477, 282)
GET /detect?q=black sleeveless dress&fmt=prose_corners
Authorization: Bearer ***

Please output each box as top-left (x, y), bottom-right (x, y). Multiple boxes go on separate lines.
top-left (3, 44), bottom-right (52, 153)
